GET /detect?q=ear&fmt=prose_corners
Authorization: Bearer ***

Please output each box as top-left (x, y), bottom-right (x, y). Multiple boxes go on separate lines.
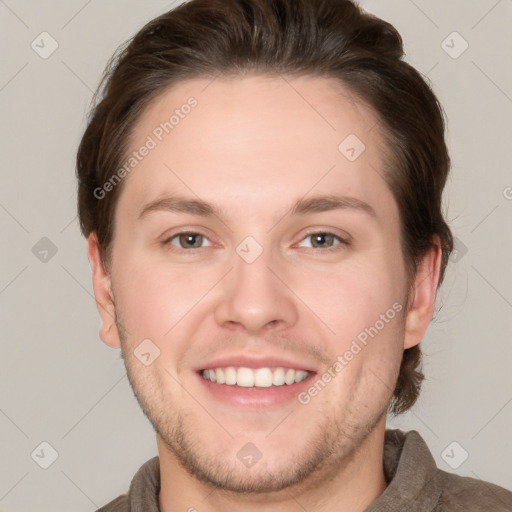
top-left (403, 236), bottom-right (443, 350)
top-left (86, 233), bottom-right (121, 349)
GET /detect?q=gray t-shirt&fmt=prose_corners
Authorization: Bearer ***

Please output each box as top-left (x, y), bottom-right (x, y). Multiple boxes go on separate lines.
top-left (96, 429), bottom-right (512, 511)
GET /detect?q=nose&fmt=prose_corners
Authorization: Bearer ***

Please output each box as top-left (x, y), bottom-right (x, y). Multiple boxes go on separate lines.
top-left (214, 241), bottom-right (299, 334)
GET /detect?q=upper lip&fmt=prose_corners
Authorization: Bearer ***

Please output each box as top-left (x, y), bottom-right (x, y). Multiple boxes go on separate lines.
top-left (195, 355), bottom-right (318, 373)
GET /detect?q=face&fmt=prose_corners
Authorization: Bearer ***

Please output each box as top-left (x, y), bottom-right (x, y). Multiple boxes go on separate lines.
top-left (91, 75), bottom-right (429, 493)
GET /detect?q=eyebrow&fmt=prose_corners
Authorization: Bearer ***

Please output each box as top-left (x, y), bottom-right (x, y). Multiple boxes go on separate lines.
top-left (137, 193), bottom-right (377, 221)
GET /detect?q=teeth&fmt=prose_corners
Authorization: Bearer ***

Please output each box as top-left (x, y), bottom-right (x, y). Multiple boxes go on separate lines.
top-left (254, 368), bottom-right (273, 387)
top-left (285, 368), bottom-right (295, 385)
top-left (201, 367), bottom-right (310, 388)
top-left (272, 367), bottom-right (285, 386)
top-left (215, 368), bottom-right (225, 384)
top-left (295, 370), bottom-right (309, 383)
top-left (237, 367), bottom-right (254, 387)
top-left (225, 366), bottom-right (237, 385)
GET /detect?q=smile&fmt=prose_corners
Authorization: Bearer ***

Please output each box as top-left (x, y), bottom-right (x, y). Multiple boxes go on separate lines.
top-left (200, 366), bottom-right (310, 388)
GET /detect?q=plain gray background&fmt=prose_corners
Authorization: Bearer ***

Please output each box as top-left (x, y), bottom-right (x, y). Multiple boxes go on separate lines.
top-left (0, 0), bottom-right (511, 510)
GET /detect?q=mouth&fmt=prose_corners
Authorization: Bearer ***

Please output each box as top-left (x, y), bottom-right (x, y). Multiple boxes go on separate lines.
top-left (199, 366), bottom-right (310, 388)
top-left (195, 357), bottom-right (317, 408)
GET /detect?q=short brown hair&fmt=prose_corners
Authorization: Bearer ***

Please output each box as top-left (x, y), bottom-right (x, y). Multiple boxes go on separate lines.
top-left (76, 0), bottom-right (454, 415)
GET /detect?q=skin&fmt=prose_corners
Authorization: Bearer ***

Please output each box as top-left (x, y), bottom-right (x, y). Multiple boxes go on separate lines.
top-left (87, 75), bottom-right (441, 511)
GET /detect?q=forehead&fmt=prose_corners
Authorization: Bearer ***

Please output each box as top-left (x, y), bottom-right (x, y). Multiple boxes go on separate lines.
top-left (117, 74), bottom-right (398, 225)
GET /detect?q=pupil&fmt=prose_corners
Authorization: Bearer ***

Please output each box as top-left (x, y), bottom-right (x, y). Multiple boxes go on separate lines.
top-left (181, 234), bottom-right (201, 248)
top-left (313, 234), bottom-right (331, 247)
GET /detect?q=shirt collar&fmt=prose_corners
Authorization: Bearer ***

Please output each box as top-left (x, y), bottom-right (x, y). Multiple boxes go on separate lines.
top-left (364, 429), bottom-right (442, 511)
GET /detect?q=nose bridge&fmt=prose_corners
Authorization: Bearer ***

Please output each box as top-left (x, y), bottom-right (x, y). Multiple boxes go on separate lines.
top-left (234, 237), bottom-right (274, 292)
top-left (214, 235), bottom-right (298, 332)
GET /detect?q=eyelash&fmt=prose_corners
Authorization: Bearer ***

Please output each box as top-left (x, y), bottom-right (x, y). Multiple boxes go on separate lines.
top-left (300, 231), bottom-right (350, 252)
top-left (162, 230), bottom-right (349, 254)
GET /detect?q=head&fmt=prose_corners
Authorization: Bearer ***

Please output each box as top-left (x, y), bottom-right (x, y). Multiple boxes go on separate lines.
top-left (78, 0), bottom-right (453, 494)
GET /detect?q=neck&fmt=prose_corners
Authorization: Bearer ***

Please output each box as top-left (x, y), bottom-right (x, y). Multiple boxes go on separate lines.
top-left (158, 417), bottom-right (388, 512)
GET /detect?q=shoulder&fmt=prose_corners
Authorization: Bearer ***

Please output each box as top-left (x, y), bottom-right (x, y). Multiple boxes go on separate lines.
top-left (381, 429), bottom-right (512, 511)
top-left (94, 455), bottom-right (160, 511)
top-left (436, 470), bottom-right (512, 511)
top-left (95, 494), bottom-right (129, 512)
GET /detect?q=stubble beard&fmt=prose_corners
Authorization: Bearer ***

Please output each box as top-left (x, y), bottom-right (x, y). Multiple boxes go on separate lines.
top-left (115, 312), bottom-right (391, 495)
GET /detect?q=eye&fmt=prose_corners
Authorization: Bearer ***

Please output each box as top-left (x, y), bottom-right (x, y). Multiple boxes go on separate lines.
top-left (297, 231), bottom-right (348, 251)
top-left (162, 230), bottom-right (348, 252)
top-left (164, 232), bottom-right (213, 250)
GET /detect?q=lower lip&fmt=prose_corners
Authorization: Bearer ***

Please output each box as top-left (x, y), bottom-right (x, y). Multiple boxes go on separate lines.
top-left (196, 372), bottom-right (316, 408)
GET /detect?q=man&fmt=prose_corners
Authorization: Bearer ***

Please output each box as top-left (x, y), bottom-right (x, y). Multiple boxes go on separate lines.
top-left (76, 0), bottom-right (512, 510)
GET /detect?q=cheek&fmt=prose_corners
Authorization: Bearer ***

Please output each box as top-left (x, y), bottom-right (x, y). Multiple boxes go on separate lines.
top-left (112, 256), bottom-right (218, 342)
top-left (296, 255), bottom-right (404, 340)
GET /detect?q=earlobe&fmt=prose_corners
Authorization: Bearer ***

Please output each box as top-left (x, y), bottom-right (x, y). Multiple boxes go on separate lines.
top-left (86, 233), bottom-right (121, 349)
top-left (403, 236), bottom-right (443, 350)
